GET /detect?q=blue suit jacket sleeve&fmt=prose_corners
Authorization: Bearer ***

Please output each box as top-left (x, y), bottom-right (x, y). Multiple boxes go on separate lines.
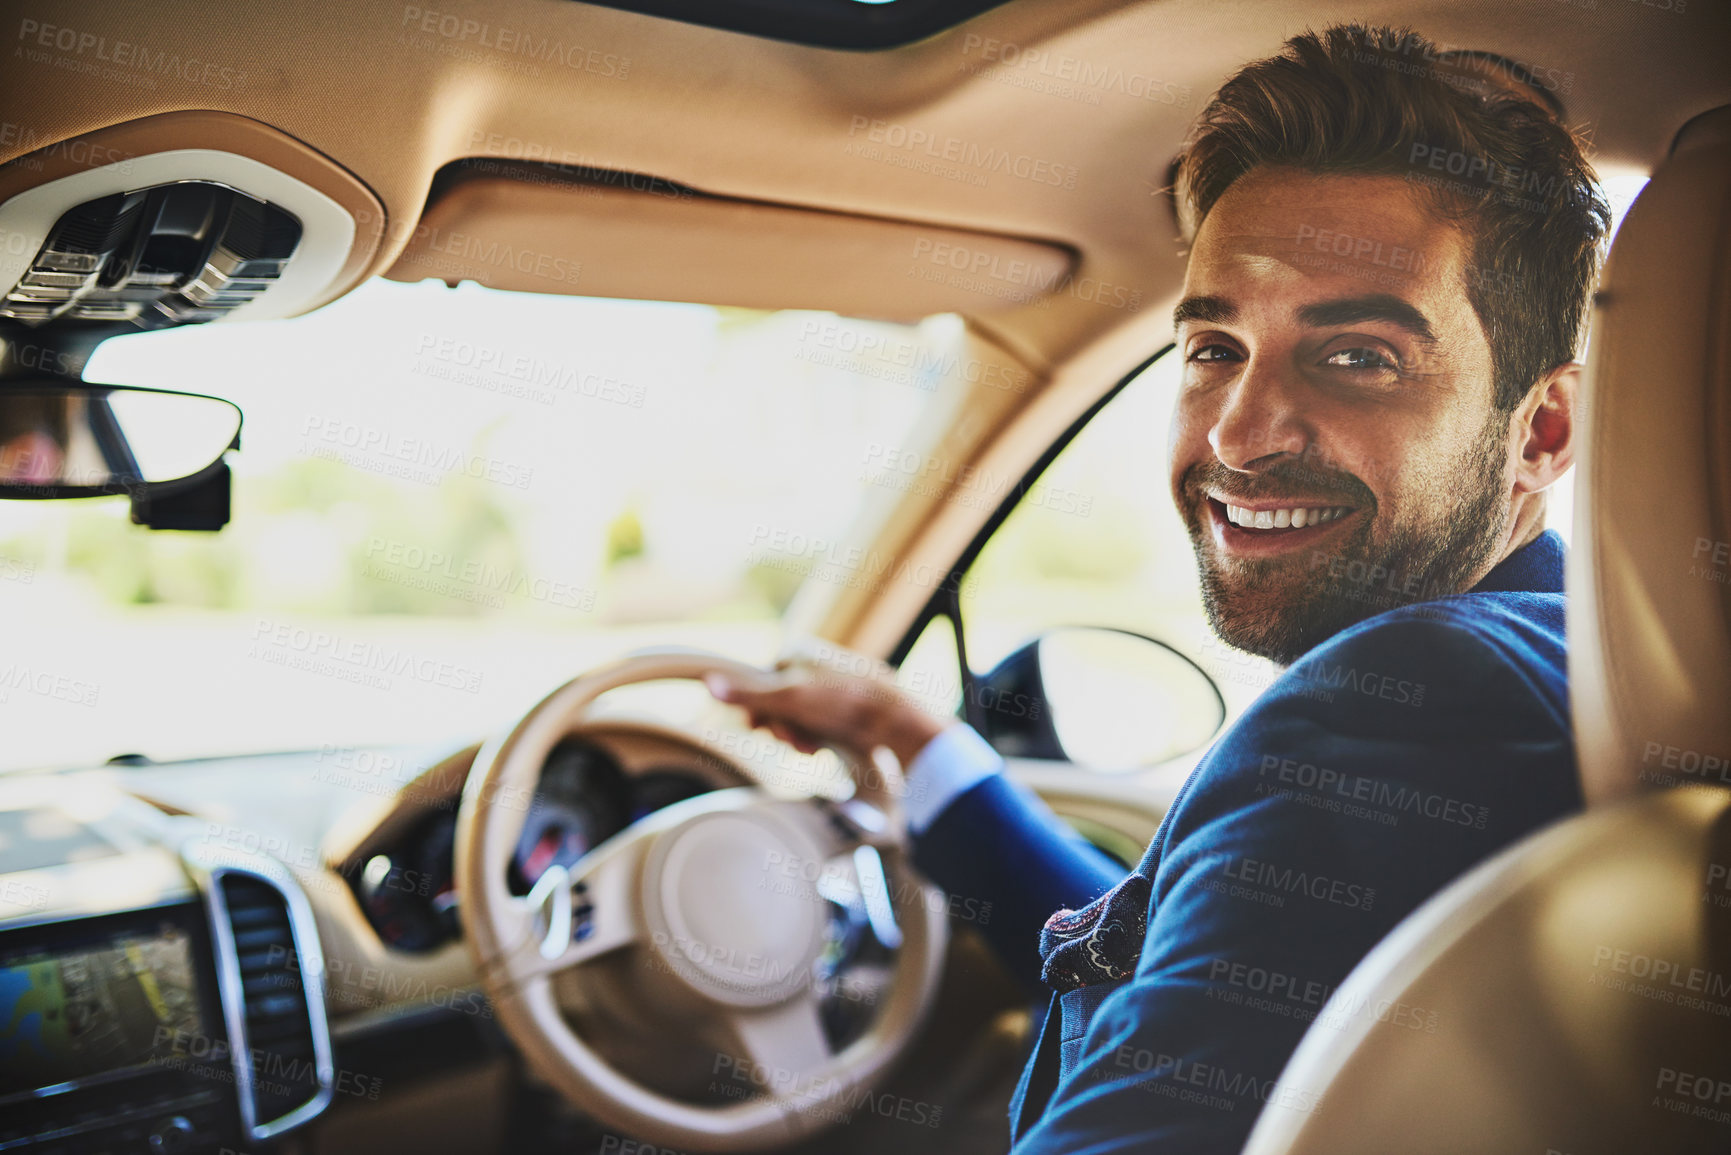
top-left (913, 773), bottom-right (1127, 991)
top-left (1011, 601), bottom-right (1581, 1153)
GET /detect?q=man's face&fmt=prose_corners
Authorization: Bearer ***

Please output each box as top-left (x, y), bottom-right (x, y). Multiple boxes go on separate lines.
top-left (1169, 167), bottom-right (1515, 664)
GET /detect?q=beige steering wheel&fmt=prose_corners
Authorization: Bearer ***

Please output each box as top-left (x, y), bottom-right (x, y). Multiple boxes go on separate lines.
top-left (454, 649), bottom-right (949, 1151)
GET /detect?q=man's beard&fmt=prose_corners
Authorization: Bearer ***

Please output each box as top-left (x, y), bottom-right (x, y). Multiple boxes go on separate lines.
top-left (1180, 417), bottom-right (1511, 666)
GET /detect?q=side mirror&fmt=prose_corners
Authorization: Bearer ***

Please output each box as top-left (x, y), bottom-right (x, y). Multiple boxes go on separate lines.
top-left (975, 626), bottom-right (1226, 770)
top-left (0, 382), bottom-right (240, 526)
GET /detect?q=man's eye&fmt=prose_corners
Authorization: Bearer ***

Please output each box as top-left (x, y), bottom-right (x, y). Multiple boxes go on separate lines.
top-left (1189, 344), bottom-right (1241, 363)
top-left (1322, 347), bottom-right (1396, 370)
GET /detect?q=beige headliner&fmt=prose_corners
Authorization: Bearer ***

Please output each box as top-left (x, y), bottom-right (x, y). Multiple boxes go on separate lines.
top-left (3, 0), bottom-right (1728, 652)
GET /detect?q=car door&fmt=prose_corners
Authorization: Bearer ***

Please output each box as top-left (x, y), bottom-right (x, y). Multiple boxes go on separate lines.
top-left (888, 347), bottom-right (1243, 863)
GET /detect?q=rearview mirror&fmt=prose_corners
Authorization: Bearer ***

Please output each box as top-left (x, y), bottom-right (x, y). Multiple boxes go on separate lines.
top-left (0, 382), bottom-right (240, 497)
top-left (975, 627), bottom-right (1227, 771)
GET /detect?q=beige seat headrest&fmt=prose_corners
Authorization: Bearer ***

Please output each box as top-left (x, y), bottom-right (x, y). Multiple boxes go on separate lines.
top-left (1569, 106), bottom-right (1731, 806)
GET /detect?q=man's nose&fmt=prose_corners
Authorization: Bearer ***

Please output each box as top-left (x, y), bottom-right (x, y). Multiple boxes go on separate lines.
top-left (1206, 358), bottom-right (1312, 472)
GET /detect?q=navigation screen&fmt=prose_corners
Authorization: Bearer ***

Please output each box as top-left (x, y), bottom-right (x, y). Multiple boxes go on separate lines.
top-left (0, 920), bottom-right (206, 1096)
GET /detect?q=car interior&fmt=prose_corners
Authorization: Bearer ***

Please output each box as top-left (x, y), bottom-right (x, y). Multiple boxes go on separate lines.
top-left (0, 1), bottom-right (1726, 1153)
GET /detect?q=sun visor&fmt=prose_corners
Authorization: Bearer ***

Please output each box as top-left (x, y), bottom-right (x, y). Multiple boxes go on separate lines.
top-left (384, 161), bottom-right (1075, 321)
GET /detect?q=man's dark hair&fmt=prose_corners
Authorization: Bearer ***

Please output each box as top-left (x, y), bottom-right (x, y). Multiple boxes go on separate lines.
top-left (1173, 24), bottom-right (1612, 412)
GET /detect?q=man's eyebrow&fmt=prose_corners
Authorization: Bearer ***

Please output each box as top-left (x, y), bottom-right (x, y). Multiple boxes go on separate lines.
top-left (1296, 294), bottom-right (1439, 344)
top-left (1172, 295), bottom-right (1237, 328)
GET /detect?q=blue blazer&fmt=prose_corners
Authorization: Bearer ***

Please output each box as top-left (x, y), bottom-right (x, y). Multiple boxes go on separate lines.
top-left (911, 530), bottom-right (1581, 1153)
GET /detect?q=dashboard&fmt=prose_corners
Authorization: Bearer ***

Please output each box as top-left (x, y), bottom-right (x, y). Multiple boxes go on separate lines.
top-left (0, 719), bottom-right (758, 1154)
top-left (0, 791), bottom-right (332, 1155)
top-left (0, 719), bottom-right (1170, 1155)
top-left (344, 739), bottom-right (718, 954)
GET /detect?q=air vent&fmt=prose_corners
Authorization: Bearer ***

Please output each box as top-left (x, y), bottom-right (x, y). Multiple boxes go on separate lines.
top-left (188, 850), bottom-right (336, 1142)
top-left (221, 876), bottom-right (324, 1126)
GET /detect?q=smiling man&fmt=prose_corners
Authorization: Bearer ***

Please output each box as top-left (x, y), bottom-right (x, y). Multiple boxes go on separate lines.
top-left (708, 23), bottom-right (1609, 1153)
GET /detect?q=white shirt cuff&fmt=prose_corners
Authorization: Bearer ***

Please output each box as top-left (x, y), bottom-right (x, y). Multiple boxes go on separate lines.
top-left (901, 722), bottom-right (1005, 835)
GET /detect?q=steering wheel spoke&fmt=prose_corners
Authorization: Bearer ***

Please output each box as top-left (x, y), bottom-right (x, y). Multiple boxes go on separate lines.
top-left (727, 992), bottom-right (831, 1089)
top-left (507, 837), bottom-right (645, 981)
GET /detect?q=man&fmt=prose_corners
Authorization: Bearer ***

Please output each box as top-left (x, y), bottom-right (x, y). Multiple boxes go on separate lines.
top-left (707, 24), bottom-right (1608, 1152)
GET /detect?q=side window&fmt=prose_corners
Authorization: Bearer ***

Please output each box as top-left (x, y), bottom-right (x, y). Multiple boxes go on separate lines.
top-left (899, 350), bottom-right (1262, 771)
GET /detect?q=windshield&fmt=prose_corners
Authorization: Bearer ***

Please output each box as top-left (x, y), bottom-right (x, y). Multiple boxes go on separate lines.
top-left (0, 279), bottom-right (960, 771)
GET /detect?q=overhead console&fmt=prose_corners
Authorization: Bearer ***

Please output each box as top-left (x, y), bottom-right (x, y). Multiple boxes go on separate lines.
top-left (1, 182), bottom-right (303, 329)
top-left (0, 111), bottom-right (384, 370)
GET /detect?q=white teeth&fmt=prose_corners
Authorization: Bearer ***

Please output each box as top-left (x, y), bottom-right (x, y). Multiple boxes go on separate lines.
top-left (1222, 503), bottom-right (1350, 529)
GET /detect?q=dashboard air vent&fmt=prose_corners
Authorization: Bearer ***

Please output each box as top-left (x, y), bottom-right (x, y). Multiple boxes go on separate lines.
top-left (212, 871), bottom-right (333, 1137)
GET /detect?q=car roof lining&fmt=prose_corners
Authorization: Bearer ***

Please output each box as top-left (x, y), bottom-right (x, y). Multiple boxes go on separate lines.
top-left (1, 1), bottom-right (1727, 379)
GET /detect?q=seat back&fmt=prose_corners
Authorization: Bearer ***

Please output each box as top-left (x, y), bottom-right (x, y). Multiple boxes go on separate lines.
top-left (1242, 109), bottom-right (1731, 1155)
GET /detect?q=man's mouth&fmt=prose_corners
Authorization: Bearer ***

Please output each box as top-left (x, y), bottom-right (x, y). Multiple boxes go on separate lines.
top-left (1205, 496), bottom-right (1360, 554)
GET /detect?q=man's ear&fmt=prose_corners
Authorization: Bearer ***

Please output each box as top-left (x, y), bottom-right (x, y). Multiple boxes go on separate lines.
top-left (1511, 361), bottom-right (1579, 494)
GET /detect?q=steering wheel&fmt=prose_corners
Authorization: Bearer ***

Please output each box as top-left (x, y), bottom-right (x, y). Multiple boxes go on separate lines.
top-left (454, 649), bottom-right (950, 1151)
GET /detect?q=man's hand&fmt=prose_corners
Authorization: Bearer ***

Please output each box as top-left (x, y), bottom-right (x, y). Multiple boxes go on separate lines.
top-left (701, 646), bottom-right (948, 770)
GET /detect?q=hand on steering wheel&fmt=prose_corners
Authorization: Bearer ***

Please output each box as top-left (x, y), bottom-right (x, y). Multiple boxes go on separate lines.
top-left (702, 640), bottom-right (950, 816)
top-left (455, 649), bottom-right (949, 1152)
